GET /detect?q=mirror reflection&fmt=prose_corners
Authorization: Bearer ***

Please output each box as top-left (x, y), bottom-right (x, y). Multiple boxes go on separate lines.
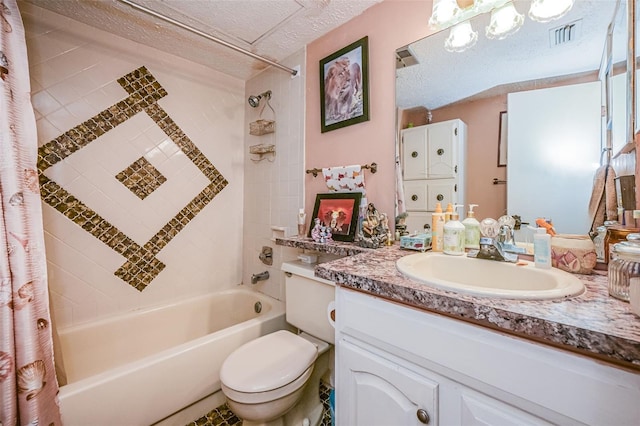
top-left (396, 0), bottom-right (627, 237)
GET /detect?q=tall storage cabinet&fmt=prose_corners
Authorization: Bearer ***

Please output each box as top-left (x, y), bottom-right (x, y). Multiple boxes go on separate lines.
top-left (401, 119), bottom-right (466, 233)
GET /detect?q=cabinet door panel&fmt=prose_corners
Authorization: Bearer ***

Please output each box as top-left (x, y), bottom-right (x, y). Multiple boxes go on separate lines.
top-left (404, 181), bottom-right (429, 211)
top-left (426, 180), bottom-right (456, 211)
top-left (460, 390), bottom-right (552, 426)
top-left (338, 340), bottom-right (438, 426)
top-left (402, 127), bottom-right (428, 180)
top-left (427, 122), bottom-right (456, 178)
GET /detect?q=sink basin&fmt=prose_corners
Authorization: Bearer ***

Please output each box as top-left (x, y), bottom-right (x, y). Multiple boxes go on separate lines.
top-left (396, 252), bottom-right (585, 300)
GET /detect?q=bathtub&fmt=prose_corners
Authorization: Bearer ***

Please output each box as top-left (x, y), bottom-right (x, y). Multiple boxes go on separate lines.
top-left (56, 289), bottom-right (286, 426)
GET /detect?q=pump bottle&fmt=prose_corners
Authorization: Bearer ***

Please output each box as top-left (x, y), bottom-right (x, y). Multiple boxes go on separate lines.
top-left (443, 204), bottom-right (465, 255)
top-left (462, 204), bottom-right (481, 249)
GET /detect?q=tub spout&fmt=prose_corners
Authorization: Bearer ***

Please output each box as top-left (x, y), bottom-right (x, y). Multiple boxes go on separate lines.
top-left (251, 271), bottom-right (269, 284)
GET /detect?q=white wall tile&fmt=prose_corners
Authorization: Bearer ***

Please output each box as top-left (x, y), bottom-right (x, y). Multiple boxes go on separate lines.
top-left (25, 4), bottom-right (244, 327)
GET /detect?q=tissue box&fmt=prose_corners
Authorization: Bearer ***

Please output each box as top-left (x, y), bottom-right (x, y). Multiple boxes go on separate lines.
top-left (400, 233), bottom-right (431, 252)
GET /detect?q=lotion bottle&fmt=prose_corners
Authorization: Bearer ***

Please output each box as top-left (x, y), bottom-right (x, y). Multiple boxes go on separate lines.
top-left (443, 204), bottom-right (465, 255)
top-left (431, 203), bottom-right (444, 252)
top-left (462, 204), bottom-right (481, 249)
top-left (534, 227), bottom-right (552, 269)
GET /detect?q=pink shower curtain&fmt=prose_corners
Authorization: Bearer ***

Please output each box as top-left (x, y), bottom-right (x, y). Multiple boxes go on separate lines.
top-left (0, 1), bottom-right (62, 424)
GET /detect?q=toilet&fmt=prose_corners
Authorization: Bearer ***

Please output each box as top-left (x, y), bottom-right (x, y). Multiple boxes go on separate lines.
top-left (220, 259), bottom-right (336, 426)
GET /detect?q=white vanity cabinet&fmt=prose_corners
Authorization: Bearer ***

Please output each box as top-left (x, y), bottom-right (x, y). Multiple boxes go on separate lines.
top-left (401, 119), bottom-right (466, 233)
top-left (335, 287), bottom-right (640, 426)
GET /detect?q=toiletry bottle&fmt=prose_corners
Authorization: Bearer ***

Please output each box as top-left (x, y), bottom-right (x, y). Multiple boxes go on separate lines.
top-left (444, 203), bottom-right (453, 222)
top-left (534, 227), bottom-right (552, 269)
top-left (443, 205), bottom-right (465, 255)
top-left (297, 209), bottom-right (307, 236)
top-left (431, 203), bottom-right (444, 252)
top-left (462, 204), bottom-right (481, 249)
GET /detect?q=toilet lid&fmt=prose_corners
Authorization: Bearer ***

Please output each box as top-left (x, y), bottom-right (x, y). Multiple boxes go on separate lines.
top-left (221, 330), bottom-right (318, 393)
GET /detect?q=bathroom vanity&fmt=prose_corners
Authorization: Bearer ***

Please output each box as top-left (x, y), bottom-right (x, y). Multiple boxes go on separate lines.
top-left (276, 238), bottom-right (640, 425)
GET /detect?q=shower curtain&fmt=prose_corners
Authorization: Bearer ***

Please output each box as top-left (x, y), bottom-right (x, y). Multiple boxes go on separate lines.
top-left (0, 1), bottom-right (62, 424)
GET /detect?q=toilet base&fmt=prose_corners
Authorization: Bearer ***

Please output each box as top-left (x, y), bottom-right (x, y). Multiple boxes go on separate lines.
top-left (239, 348), bottom-right (330, 426)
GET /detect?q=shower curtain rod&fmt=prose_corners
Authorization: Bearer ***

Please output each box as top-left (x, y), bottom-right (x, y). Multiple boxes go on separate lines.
top-left (117, 0), bottom-right (298, 76)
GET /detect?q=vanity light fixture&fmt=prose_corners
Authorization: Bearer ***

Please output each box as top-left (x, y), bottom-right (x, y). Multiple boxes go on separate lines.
top-left (428, 0), bottom-right (462, 29)
top-left (445, 21), bottom-right (479, 52)
top-left (485, 1), bottom-right (524, 40)
top-left (529, 0), bottom-right (574, 23)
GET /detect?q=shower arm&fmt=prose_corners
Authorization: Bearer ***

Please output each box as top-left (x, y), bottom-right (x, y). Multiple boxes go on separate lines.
top-left (117, 0), bottom-right (298, 77)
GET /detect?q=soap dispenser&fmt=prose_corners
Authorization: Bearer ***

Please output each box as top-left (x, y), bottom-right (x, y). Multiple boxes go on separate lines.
top-left (443, 204), bottom-right (465, 255)
top-left (462, 204), bottom-right (481, 249)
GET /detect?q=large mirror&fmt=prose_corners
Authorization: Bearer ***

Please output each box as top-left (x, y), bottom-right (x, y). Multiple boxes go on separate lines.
top-left (396, 0), bottom-right (628, 237)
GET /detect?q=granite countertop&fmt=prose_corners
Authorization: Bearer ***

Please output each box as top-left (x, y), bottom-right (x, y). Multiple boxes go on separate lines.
top-left (276, 237), bottom-right (640, 371)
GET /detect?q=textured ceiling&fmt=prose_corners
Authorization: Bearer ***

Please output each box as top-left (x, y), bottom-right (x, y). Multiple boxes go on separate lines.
top-left (23, 0), bottom-right (382, 80)
top-left (396, 0), bottom-right (626, 110)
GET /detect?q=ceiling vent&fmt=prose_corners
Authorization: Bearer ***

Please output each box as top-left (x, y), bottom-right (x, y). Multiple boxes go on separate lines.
top-left (549, 19), bottom-right (582, 48)
top-left (396, 46), bottom-right (419, 69)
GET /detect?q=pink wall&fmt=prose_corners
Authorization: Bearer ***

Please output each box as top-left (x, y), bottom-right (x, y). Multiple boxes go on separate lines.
top-left (305, 0), bottom-right (433, 223)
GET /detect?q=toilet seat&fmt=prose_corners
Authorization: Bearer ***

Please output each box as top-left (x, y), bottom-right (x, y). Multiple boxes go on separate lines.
top-left (222, 364), bottom-right (314, 404)
top-left (220, 330), bottom-right (318, 398)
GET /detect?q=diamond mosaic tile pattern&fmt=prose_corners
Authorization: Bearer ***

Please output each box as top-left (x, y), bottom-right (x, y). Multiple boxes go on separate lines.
top-left (38, 66), bottom-right (228, 291)
top-left (116, 157), bottom-right (167, 199)
top-left (188, 382), bottom-right (333, 426)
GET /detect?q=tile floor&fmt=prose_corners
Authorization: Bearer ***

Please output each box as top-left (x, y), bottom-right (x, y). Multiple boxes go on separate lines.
top-left (188, 382), bottom-right (333, 426)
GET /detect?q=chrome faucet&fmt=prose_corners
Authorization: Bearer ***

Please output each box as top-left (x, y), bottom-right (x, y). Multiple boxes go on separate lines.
top-left (251, 271), bottom-right (270, 284)
top-left (496, 225), bottom-right (515, 246)
top-left (468, 237), bottom-right (518, 262)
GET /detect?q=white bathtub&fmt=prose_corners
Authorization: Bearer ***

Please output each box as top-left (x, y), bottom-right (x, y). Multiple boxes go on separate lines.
top-left (57, 289), bottom-right (286, 426)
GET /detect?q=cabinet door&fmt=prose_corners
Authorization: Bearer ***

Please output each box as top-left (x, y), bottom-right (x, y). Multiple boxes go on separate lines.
top-left (338, 340), bottom-right (438, 426)
top-left (402, 126), bottom-right (428, 180)
top-left (460, 389), bottom-right (552, 426)
top-left (404, 180), bottom-right (429, 211)
top-left (426, 180), bottom-right (456, 211)
top-left (427, 121), bottom-right (457, 179)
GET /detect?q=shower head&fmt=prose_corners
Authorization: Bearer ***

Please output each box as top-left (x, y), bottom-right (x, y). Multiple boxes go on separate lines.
top-left (248, 90), bottom-right (272, 107)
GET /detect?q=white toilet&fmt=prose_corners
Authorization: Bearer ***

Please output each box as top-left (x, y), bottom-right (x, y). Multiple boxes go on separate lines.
top-left (220, 259), bottom-right (336, 426)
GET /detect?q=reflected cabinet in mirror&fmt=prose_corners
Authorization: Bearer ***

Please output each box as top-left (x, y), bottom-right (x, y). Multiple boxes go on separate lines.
top-left (396, 0), bottom-right (631, 237)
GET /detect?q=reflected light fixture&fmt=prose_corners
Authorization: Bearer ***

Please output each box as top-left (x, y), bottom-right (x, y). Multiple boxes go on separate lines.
top-left (428, 0), bottom-right (461, 29)
top-left (445, 21), bottom-right (478, 52)
top-left (529, 0), bottom-right (574, 23)
top-left (485, 1), bottom-right (524, 40)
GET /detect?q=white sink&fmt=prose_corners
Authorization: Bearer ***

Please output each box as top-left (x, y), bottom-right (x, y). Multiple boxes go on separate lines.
top-left (396, 252), bottom-right (585, 300)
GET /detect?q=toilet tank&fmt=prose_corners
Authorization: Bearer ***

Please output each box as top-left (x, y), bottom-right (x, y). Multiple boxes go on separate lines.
top-left (282, 258), bottom-right (337, 344)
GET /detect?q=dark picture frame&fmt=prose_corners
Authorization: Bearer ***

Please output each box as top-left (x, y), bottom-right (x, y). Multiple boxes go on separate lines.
top-left (309, 192), bottom-right (362, 242)
top-left (320, 36), bottom-right (370, 133)
top-left (498, 111), bottom-right (508, 167)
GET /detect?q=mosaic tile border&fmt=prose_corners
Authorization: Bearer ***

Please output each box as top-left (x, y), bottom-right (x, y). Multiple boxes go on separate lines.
top-left (116, 156), bottom-right (167, 200)
top-left (38, 66), bottom-right (227, 291)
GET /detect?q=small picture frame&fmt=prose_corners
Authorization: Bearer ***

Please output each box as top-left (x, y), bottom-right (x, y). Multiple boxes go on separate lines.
top-left (498, 111), bottom-right (507, 167)
top-left (320, 36), bottom-right (370, 133)
top-left (309, 192), bottom-right (362, 242)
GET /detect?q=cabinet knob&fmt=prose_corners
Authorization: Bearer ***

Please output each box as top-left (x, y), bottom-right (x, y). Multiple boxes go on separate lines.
top-left (285, 272), bottom-right (292, 277)
top-left (436, 194), bottom-right (444, 201)
top-left (437, 148), bottom-right (444, 156)
top-left (411, 195), bottom-right (418, 201)
top-left (411, 151), bottom-right (418, 158)
top-left (416, 409), bottom-right (430, 424)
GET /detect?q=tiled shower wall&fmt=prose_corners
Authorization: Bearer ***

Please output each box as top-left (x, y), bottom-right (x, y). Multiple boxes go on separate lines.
top-left (22, 3), bottom-right (245, 328)
top-left (243, 55), bottom-right (306, 301)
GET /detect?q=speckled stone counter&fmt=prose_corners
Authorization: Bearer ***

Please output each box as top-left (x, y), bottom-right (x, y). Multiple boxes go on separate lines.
top-left (276, 237), bottom-right (640, 371)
